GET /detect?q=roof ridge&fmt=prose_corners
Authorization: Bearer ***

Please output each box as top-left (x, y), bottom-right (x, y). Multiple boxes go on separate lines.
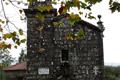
top-left (3, 62), bottom-right (26, 71)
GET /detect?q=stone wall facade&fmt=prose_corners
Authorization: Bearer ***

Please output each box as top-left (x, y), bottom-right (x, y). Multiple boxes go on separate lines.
top-left (25, 7), bottom-right (104, 80)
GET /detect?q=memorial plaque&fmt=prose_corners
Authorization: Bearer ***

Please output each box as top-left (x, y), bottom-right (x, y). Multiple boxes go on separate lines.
top-left (38, 68), bottom-right (49, 75)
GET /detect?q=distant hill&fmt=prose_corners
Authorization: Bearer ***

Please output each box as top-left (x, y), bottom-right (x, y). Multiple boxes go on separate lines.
top-left (105, 63), bottom-right (120, 66)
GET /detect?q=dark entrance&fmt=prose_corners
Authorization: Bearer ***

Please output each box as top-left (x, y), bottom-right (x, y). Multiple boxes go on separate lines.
top-left (62, 50), bottom-right (68, 61)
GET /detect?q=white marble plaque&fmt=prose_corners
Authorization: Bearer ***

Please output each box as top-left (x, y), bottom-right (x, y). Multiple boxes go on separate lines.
top-left (38, 68), bottom-right (49, 75)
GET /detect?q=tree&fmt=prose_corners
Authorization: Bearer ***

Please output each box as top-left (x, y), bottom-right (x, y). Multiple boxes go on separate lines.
top-left (0, 0), bottom-right (120, 49)
top-left (0, 49), bottom-right (15, 68)
top-left (104, 66), bottom-right (120, 80)
top-left (18, 49), bottom-right (27, 63)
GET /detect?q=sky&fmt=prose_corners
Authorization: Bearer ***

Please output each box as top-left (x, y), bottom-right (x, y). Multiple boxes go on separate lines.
top-left (86, 0), bottom-right (120, 66)
top-left (1, 0), bottom-right (120, 66)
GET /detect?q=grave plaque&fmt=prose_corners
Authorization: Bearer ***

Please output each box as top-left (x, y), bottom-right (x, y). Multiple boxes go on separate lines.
top-left (38, 68), bottom-right (49, 75)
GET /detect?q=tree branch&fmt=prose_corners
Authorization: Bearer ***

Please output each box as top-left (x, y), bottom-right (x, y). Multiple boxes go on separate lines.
top-left (8, 0), bottom-right (28, 9)
top-left (1, 0), bottom-right (19, 31)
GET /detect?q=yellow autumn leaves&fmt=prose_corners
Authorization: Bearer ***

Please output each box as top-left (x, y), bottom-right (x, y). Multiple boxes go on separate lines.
top-left (65, 28), bottom-right (85, 40)
top-left (0, 29), bottom-right (26, 49)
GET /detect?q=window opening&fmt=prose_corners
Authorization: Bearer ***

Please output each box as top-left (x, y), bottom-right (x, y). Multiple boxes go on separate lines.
top-left (62, 50), bottom-right (68, 61)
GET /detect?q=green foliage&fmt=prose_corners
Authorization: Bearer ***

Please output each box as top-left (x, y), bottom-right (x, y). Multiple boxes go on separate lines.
top-left (27, 0), bottom-right (34, 4)
top-left (85, 0), bottom-right (102, 4)
top-left (19, 10), bottom-right (23, 14)
top-left (109, 1), bottom-right (120, 13)
top-left (0, 42), bottom-right (11, 49)
top-left (35, 5), bottom-right (53, 12)
top-left (19, 29), bottom-right (23, 35)
top-left (68, 13), bottom-right (80, 26)
top-left (88, 12), bottom-right (96, 19)
top-left (0, 30), bottom-right (26, 49)
top-left (20, 39), bottom-right (26, 43)
top-left (104, 66), bottom-right (120, 80)
top-left (3, 32), bottom-right (17, 40)
top-left (76, 28), bottom-right (85, 40)
top-left (35, 13), bottom-right (45, 22)
top-left (65, 28), bottom-right (85, 40)
top-left (18, 49), bottom-right (27, 63)
top-left (0, 19), bottom-right (5, 24)
top-left (53, 22), bottom-right (65, 27)
top-left (65, 0), bottom-right (81, 10)
top-left (66, 32), bottom-right (74, 40)
top-left (0, 49), bottom-right (15, 68)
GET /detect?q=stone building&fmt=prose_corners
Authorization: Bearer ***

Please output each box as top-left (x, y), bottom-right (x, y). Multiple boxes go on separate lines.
top-left (24, 0), bottom-right (105, 80)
